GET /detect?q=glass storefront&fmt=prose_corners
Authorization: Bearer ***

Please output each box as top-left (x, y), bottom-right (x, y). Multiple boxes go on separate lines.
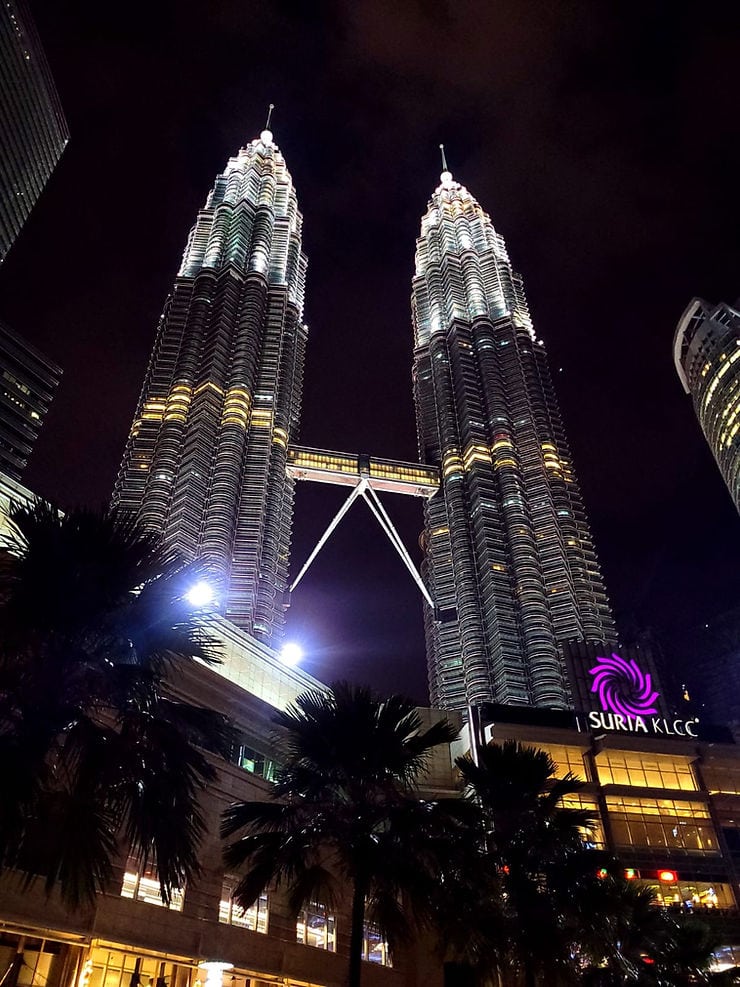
top-left (636, 879), bottom-right (736, 911)
top-left (605, 796), bottom-right (719, 855)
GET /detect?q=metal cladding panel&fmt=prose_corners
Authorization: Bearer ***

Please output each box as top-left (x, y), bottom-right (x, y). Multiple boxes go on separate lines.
top-left (412, 172), bottom-right (616, 711)
top-left (113, 132), bottom-right (307, 647)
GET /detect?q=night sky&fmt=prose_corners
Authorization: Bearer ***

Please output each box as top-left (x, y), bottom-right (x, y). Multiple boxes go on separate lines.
top-left (2, 1), bottom-right (740, 703)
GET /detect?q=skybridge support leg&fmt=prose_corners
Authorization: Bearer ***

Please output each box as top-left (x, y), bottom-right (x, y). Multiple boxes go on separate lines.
top-left (289, 477), bottom-right (434, 609)
top-left (290, 478), bottom-right (368, 593)
top-left (362, 485), bottom-right (434, 608)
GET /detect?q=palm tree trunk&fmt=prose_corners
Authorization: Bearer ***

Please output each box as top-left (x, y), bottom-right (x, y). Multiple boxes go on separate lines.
top-left (347, 878), bottom-right (367, 987)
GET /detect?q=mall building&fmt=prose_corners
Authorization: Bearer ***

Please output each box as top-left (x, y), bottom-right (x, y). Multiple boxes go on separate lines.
top-left (2, 620), bottom-right (740, 986)
top-left (2, 473), bottom-right (740, 984)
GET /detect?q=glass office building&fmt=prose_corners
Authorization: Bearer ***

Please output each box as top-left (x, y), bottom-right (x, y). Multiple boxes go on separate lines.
top-left (0, 320), bottom-right (61, 479)
top-left (674, 298), bottom-right (740, 513)
top-left (412, 167), bottom-right (615, 710)
top-left (0, 0), bottom-right (68, 261)
top-left (113, 128), bottom-right (308, 645)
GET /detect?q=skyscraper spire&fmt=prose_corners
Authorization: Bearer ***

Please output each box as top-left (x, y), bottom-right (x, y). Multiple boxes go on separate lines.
top-left (439, 142), bottom-right (448, 172)
top-left (412, 168), bottom-right (615, 710)
top-left (113, 127), bottom-right (308, 645)
top-left (265, 102), bottom-right (274, 130)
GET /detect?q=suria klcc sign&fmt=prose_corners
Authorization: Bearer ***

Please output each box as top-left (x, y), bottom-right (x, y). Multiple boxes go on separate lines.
top-left (577, 653), bottom-right (698, 738)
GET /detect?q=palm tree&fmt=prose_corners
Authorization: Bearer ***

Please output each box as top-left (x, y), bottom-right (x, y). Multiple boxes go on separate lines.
top-left (0, 501), bottom-right (231, 906)
top-left (221, 682), bottom-right (465, 987)
top-left (455, 740), bottom-right (605, 987)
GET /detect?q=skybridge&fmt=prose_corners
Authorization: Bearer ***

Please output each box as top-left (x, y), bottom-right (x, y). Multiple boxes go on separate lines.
top-left (286, 445), bottom-right (441, 607)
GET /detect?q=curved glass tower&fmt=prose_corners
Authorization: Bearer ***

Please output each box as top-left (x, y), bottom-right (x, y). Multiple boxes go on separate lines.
top-left (113, 128), bottom-right (307, 645)
top-left (675, 298), bottom-right (740, 512)
top-left (412, 167), bottom-right (615, 710)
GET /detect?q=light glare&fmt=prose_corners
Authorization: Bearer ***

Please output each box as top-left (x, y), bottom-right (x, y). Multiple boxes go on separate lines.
top-left (186, 581), bottom-right (214, 608)
top-left (280, 642), bottom-right (303, 666)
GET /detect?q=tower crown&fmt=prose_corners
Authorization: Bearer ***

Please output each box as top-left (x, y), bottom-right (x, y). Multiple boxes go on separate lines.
top-left (413, 174), bottom-right (533, 346)
top-left (178, 131), bottom-right (306, 312)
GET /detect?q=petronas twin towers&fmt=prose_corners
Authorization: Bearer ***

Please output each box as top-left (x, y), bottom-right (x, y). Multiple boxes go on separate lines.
top-left (113, 127), bottom-right (306, 640)
top-left (114, 123), bottom-right (616, 711)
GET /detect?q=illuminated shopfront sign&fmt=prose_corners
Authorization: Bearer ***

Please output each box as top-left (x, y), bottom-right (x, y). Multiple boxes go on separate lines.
top-left (589, 653), bottom-right (659, 717)
top-left (573, 653), bottom-right (699, 739)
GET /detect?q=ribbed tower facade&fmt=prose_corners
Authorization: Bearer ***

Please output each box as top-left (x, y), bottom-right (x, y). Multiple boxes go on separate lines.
top-left (412, 168), bottom-right (615, 710)
top-left (113, 129), bottom-right (307, 645)
top-left (674, 298), bottom-right (740, 513)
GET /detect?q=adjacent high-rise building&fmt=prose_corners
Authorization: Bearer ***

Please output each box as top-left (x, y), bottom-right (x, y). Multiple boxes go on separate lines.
top-left (674, 298), bottom-right (740, 513)
top-left (0, 0), bottom-right (69, 262)
top-left (412, 165), bottom-right (616, 710)
top-left (113, 127), bottom-right (307, 645)
top-left (0, 319), bottom-right (61, 480)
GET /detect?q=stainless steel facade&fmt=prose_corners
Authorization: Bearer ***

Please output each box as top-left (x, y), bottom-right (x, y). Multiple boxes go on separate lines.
top-left (412, 169), bottom-right (616, 710)
top-left (0, 0), bottom-right (68, 261)
top-left (113, 129), bottom-right (307, 645)
top-left (674, 298), bottom-right (740, 513)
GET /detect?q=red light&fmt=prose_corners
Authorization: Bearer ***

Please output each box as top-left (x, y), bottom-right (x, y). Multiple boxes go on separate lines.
top-left (597, 868), bottom-right (608, 880)
top-left (658, 869), bottom-right (678, 883)
top-left (641, 957), bottom-right (655, 965)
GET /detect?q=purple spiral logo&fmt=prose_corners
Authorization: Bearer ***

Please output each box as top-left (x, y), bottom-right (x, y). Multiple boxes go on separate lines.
top-left (588, 653), bottom-right (659, 717)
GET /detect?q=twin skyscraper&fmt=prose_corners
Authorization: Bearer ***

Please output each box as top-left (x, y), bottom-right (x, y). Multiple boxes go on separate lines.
top-left (112, 123), bottom-right (616, 712)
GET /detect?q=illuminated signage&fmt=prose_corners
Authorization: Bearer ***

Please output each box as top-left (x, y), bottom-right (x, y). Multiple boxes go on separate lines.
top-left (579, 709), bottom-right (698, 737)
top-left (578, 652), bottom-right (699, 739)
top-left (658, 869), bottom-right (678, 883)
top-left (589, 653), bottom-right (659, 717)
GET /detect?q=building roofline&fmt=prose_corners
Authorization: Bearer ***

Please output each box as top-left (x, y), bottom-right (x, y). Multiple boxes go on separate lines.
top-left (673, 297), bottom-right (705, 394)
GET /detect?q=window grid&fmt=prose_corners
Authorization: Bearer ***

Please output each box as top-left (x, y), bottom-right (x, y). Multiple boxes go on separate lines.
top-left (605, 796), bottom-right (718, 856)
top-left (596, 751), bottom-right (697, 791)
top-left (560, 794), bottom-right (605, 848)
top-left (537, 743), bottom-right (588, 781)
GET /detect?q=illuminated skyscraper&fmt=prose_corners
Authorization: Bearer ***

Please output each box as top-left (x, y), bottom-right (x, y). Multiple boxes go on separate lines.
top-left (113, 125), bottom-right (307, 644)
top-left (412, 163), bottom-right (616, 710)
top-left (0, 0), bottom-right (69, 262)
top-left (674, 298), bottom-right (740, 513)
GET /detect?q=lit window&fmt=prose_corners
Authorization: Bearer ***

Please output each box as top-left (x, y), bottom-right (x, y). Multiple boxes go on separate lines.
top-left (537, 744), bottom-right (588, 781)
top-left (363, 921), bottom-right (392, 966)
top-left (595, 751), bottom-right (697, 791)
top-left (83, 946), bottom-right (177, 987)
top-left (296, 901), bottom-right (336, 951)
top-left (605, 796), bottom-right (718, 855)
top-left (230, 738), bottom-right (279, 782)
top-left (219, 878), bottom-right (268, 932)
top-left (121, 853), bottom-right (183, 910)
top-left (637, 878), bottom-right (735, 911)
top-left (560, 794), bottom-right (605, 848)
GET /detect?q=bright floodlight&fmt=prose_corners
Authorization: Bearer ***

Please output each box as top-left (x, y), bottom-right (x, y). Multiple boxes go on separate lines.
top-left (185, 580), bottom-right (214, 608)
top-left (280, 642), bottom-right (303, 666)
